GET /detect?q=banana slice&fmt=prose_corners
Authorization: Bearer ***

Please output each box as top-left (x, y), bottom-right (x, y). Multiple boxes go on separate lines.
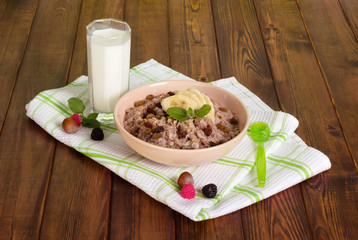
top-left (161, 88), bottom-right (215, 121)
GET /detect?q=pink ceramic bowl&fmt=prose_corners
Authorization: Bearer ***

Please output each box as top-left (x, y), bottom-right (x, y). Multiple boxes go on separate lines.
top-left (113, 80), bottom-right (250, 166)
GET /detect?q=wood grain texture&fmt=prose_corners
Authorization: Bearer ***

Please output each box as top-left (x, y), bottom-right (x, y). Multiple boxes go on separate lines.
top-left (39, 0), bottom-right (124, 238)
top-left (0, 0), bottom-right (82, 238)
top-left (296, 0), bottom-right (358, 238)
top-left (212, 0), bottom-right (279, 110)
top-left (298, 0), bottom-right (358, 170)
top-left (39, 145), bottom-right (110, 239)
top-left (212, 0), bottom-right (311, 239)
top-left (109, 1), bottom-right (175, 239)
top-left (0, 0), bottom-right (38, 130)
top-left (174, 211), bottom-right (244, 239)
top-left (254, 0), bottom-right (358, 239)
top-left (126, 0), bottom-right (170, 67)
top-left (68, 0), bottom-right (125, 81)
top-left (169, 0), bottom-right (221, 82)
top-left (339, 0), bottom-right (358, 39)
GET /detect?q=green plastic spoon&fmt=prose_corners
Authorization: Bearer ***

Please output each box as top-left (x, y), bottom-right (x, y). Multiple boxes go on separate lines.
top-left (250, 121), bottom-right (270, 187)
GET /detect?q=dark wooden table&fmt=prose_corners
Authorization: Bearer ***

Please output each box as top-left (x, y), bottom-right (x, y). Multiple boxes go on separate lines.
top-left (1, 0), bottom-right (357, 239)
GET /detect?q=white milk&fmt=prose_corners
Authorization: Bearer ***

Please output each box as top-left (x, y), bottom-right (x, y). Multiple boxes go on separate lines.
top-left (87, 28), bottom-right (131, 113)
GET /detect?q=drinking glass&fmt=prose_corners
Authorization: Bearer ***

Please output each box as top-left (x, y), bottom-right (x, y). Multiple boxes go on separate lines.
top-left (86, 19), bottom-right (131, 122)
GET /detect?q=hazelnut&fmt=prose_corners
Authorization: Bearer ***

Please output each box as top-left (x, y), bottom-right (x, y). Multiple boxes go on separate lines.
top-left (177, 171), bottom-right (194, 187)
top-left (62, 117), bottom-right (78, 133)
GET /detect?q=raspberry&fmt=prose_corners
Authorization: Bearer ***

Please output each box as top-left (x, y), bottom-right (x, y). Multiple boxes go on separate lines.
top-left (91, 127), bottom-right (104, 141)
top-left (202, 184), bottom-right (217, 198)
top-left (180, 184), bottom-right (195, 199)
top-left (71, 113), bottom-right (82, 126)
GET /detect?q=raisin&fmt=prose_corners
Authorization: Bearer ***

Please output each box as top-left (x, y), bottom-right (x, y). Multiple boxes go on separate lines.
top-left (153, 126), bottom-right (164, 133)
top-left (146, 113), bottom-right (155, 119)
top-left (134, 100), bottom-right (144, 107)
top-left (155, 102), bottom-right (162, 109)
top-left (167, 91), bottom-right (175, 96)
top-left (230, 117), bottom-right (239, 125)
top-left (223, 127), bottom-right (230, 133)
top-left (146, 107), bottom-right (155, 114)
top-left (204, 125), bottom-right (212, 136)
top-left (216, 123), bottom-right (224, 130)
top-left (144, 121), bottom-right (153, 128)
top-left (143, 128), bottom-right (152, 135)
top-left (152, 133), bottom-right (163, 139)
top-left (146, 94), bottom-right (154, 100)
top-left (209, 141), bottom-right (216, 147)
top-left (219, 107), bottom-right (227, 112)
top-left (177, 130), bottom-right (187, 139)
top-left (129, 127), bottom-right (139, 136)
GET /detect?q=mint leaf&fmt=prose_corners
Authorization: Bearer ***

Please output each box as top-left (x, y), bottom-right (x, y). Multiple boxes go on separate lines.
top-left (166, 107), bottom-right (188, 122)
top-left (87, 112), bottom-right (99, 120)
top-left (194, 104), bottom-right (211, 118)
top-left (68, 97), bottom-right (85, 114)
top-left (187, 107), bottom-right (194, 118)
top-left (82, 117), bottom-right (100, 128)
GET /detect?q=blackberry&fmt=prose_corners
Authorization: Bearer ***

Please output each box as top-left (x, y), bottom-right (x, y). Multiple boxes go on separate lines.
top-left (91, 127), bottom-right (104, 141)
top-left (202, 184), bottom-right (217, 198)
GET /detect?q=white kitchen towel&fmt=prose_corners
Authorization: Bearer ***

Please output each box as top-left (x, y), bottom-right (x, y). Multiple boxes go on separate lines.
top-left (26, 59), bottom-right (331, 221)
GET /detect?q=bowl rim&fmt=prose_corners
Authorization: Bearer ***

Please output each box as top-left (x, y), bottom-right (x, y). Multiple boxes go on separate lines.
top-left (113, 80), bottom-right (250, 153)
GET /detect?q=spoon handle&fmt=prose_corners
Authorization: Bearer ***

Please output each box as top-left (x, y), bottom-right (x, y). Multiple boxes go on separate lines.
top-left (256, 142), bottom-right (266, 187)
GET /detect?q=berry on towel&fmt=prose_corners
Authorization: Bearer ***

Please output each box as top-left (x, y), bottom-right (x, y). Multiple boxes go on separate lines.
top-left (71, 113), bottom-right (82, 126)
top-left (202, 184), bottom-right (217, 198)
top-left (91, 127), bottom-right (104, 141)
top-left (181, 184), bottom-right (195, 199)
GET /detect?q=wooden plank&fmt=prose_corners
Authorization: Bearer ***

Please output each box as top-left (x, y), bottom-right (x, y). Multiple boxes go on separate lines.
top-left (109, 1), bottom-right (175, 239)
top-left (0, 0), bottom-right (82, 238)
top-left (212, 0), bottom-right (312, 239)
top-left (253, 0), bottom-right (358, 239)
top-left (0, 0), bottom-right (38, 130)
top-left (174, 211), bottom-right (244, 239)
top-left (126, 0), bottom-right (170, 67)
top-left (298, 0), bottom-right (358, 171)
top-left (212, 0), bottom-right (279, 111)
top-left (39, 144), bottom-right (111, 239)
top-left (339, 0), bottom-right (358, 39)
top-left (169, 0), bottom-right (221, 82)
top-left (296, 0), bottom-right (358, 238)
top-left (39, 0), bottom-right (124, 239)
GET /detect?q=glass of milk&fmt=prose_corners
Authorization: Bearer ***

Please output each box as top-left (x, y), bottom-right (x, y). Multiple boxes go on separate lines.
top-left (86, 19), bottom-right (131, 122)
